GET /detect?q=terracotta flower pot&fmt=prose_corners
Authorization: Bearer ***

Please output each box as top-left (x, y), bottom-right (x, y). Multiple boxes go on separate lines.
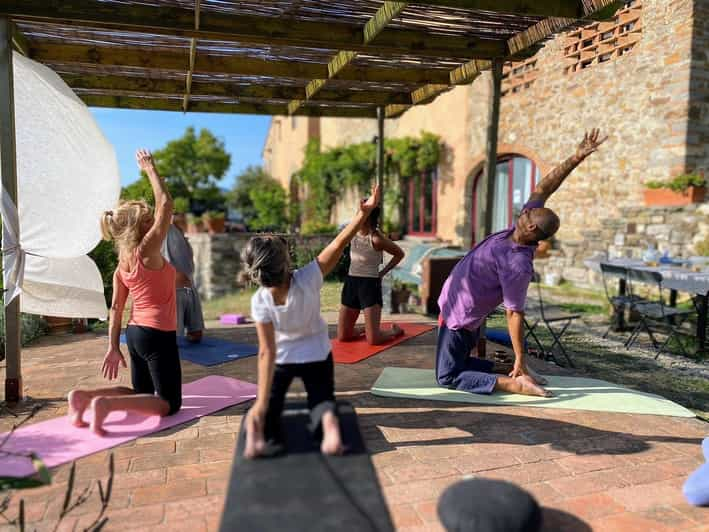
top-left (205, 217), bottom-right (225, 234)
top-left (187, 220), bottom-right (205, 234)
top-left (643, 186), bottom-right (706, 206)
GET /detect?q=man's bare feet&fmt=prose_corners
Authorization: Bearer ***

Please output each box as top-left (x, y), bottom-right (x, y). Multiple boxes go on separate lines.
top-left (525, 365), bottom-right (548, 385)
top-left (515, 375), bottom-right (553, 397)
top-left (320, 411), bottom-right (344, 456)
top-left (89, 397), bottom-right (110, 437)
top-left (68, 390), bottom-right (90, 428)
top-left (390, 323), bottom-right (404, 338)
top-left (244, 409), bottom-right (266, 459)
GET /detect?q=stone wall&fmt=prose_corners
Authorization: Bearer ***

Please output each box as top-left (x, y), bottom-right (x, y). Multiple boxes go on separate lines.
top-left (688, 0), bottom-right (709, 175)
top-left (544, 203), bottom-right (709, 286)
top-left (262, 116), bottom-right (320, 192)
top-left (187, 232), bottom-right (333, 300)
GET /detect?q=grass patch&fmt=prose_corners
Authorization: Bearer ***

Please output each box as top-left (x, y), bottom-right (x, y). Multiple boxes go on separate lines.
top-left (557, 303), bottom-right (606, 315)
top-left (202, 281), bottom-right (344, 320)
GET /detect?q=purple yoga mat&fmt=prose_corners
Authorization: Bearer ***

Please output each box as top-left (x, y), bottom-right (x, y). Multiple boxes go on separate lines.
top-left (0, 376), bottom-right (256, 477)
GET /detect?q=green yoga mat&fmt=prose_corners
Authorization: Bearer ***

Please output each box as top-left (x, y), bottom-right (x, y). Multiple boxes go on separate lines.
top-left (371, 367), bottom-right (695, 418)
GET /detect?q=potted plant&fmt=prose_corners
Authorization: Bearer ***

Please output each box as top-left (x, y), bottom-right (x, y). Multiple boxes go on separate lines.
top-left (644, 174), bottom-right (706, 206)
top-left (202, 210), bottom-right (226, 234)
top-left (186, 213), bottom-right (204, 234)
top-left (390, 280), bottom-right (412, 314)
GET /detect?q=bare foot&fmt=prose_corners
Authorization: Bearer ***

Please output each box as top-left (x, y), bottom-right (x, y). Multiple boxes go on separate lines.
top-left (89, 397), bottom-right (109, 437)
top-left (390, 323), bottom-right (404, 338)
top-left (526, 365), bottom-right (548, 385)
top-left (320, 411), bottom-right (344, 456)
top-left (67, 390), bottom-right (90, 428)
top-left (515, 375), bottom-right (553, 397)
top-left (244, 410), bottom-right (266, 459)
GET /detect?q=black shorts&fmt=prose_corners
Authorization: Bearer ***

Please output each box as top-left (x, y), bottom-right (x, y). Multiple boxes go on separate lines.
top-left (341, 275), bottom-right (383, 310)
top-left (125, 325), bottom-right (182, 415)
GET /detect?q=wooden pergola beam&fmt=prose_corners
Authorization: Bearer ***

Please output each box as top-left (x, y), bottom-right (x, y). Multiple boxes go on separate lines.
top-left (0, 0), bottom-right (506, 60)
top-left (10, 22), bottom-right (28, 56)
top-left (182, 0), bottom-right (201, 113)
top-left (29, 43), bottom-right (452, 85)
top-left (389, 1), bottom-right (620, 118)
top-left (80, 94), bottom-right (378, 117)
top-left (61, 74), bottom-right (414, 105)
top-left (393, 0), bottom-right (620, 19)
top-left (288, 1), bottom-right (407, 114)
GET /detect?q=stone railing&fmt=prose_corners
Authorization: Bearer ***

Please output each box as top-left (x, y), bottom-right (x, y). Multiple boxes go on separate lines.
top-left (186, 232), bottom-right (333, 300)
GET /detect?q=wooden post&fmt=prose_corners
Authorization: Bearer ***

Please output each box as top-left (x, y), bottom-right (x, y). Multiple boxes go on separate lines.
top-left (480, 59), bottom-right (503, 238)
top-left (0, 17), bottom-right (22, 402)
top-left (376, 105), bottom-right (385, 212)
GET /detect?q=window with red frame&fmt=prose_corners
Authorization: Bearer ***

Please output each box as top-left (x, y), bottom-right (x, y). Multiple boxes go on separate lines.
top-left (405, 168), bottom-right (437, 236)
top-left (471, 156), bottom-right (541, 244)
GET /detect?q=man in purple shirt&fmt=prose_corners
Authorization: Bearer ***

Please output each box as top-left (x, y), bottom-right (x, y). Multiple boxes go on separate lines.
top-left (437, 129), bottom-right (607, 397)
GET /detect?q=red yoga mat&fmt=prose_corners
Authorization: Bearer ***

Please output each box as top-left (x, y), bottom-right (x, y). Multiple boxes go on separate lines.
top-left (332, 322), bottom-right (435, 364)
top-left (0, 376), bottom-right (256, 478)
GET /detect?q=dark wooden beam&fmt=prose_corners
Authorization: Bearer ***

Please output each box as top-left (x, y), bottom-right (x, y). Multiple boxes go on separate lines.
top-left (1, 0), bottom-right (507, 60)
top-left (0, 18), bottom-right (23, 402)
top-left (80, 94), bottom-right (378, 117)
top-left (61, 73), bottom-right (413, 105)
top-left (30, 43), bottom-right (452, 85)
top-left (398, 0), bottom-right (620, 19)
top-left (288, 1), bottom-right (407, 114)
top-left (10, 22), bottom-right (28, 56)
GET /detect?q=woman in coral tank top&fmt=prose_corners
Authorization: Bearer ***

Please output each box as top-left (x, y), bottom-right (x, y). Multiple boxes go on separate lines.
top-left (67, 149), bottom-right (180, 436)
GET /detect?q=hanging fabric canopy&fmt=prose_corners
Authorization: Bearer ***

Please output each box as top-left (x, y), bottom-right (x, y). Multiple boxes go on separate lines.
top-left (1, 52), bottom-right (120, 319)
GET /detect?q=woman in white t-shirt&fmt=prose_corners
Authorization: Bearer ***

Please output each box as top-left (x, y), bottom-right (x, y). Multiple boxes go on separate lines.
top-left (242, 185), bottom-right (381, 458)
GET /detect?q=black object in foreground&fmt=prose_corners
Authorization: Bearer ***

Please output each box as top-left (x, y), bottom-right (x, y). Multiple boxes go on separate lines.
top-left (219, 402), bottom-right (394, 532)
top-left (438, 478), bottom-right (542, 532)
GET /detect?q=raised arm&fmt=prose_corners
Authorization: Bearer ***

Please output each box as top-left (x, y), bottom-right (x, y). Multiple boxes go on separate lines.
top-left (136, 149), bottom-right (173, 256)
top-left (316, 184), bottom-right (381, 277)
top-left (529, 129), bottom-right (607, 205)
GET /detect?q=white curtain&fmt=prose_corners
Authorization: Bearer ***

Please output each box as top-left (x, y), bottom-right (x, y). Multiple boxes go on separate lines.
top-left (1, 52), bottom-right (120, 319)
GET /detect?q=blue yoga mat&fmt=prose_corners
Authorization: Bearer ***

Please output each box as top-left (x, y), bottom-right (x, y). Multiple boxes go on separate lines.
top-left (120, 334), bottom-right (257, 367)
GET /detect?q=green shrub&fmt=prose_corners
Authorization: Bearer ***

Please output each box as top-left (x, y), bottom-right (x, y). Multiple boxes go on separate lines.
top-left (0, 312), bottom-right (48, 358)
top-left (695, 235), bottom-right (709, 257)
top-left (202, 210), bottom-right (225, 221)
top-left (301, 220), bottom-right (337, 236)
top-left (173, 196), bottom-right (190, 214)
top-left (289, 240), bottom-right (350, 281)
top-left (89, 240), bottom-right (117, 306)
top-left (645, 174), bottom-right (705, 192)
top-left (248, 180), bottom-right (288, 231)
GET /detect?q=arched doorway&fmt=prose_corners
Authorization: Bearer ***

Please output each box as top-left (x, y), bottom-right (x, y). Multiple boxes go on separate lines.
top-left (471, 155), bottom-right (541, 243)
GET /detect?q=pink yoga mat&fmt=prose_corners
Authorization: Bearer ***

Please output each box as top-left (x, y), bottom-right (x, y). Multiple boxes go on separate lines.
top-left (0, 376), bottom-right (256, 477)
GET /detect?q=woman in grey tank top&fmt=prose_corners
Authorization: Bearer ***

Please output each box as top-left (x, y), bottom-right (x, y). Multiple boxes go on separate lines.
top-left (337, 206), bottom-right (405, 344)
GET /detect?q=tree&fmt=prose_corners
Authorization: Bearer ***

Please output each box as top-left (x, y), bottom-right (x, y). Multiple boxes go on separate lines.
top-left (121, 127), bottom-right (231, 211)
top-left (248, 180), bottom-right (288, 231)
top-left (228, 166), bottom-right (289, 230)
top-left (228, 165), bottom-right (271, 222)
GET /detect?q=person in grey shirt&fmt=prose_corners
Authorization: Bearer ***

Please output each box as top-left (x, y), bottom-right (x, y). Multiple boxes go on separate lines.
top-left (161, 213), bottom-right (204, 343)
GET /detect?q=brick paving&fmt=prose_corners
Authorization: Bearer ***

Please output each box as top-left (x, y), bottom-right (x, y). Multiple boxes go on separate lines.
top-left (1, 319), bottom-right (708, 532)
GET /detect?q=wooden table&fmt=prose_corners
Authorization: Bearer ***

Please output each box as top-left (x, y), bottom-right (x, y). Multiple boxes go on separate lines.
top-left (585, 258), bottom-right (709, 353)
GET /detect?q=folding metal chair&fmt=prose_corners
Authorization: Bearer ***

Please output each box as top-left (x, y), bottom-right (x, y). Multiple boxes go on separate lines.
top-left (625, 269), bottom-right (695, 358)
top-left (599, 262), bottom-right (646, 339)
top-left (524, 273), bottom-right (579, 367)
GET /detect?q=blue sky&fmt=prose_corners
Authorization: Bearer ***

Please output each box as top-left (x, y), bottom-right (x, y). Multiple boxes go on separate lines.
top-left (89, 108), bottom-right (272, 188)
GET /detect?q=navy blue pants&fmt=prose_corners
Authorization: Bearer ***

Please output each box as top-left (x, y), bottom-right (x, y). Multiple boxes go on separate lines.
top-left (435, 322), bottom-right (497, 394)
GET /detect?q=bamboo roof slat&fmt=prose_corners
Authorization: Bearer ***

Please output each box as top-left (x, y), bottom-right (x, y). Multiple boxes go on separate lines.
top-left (3, 0), bottom-right (622, 117)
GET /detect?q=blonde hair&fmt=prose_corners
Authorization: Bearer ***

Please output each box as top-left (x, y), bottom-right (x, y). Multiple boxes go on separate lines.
top-left (101, 200), bottom-right (153, 256)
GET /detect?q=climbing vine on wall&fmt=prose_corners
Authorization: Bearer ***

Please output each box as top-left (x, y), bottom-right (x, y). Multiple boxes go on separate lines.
top-left (295, 132), bottom-right (441, 230)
